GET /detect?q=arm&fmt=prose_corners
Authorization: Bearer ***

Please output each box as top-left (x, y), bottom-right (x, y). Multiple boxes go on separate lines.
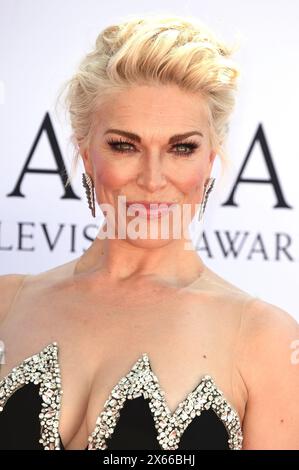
top-left (238, 298), bottom-right (299, 450)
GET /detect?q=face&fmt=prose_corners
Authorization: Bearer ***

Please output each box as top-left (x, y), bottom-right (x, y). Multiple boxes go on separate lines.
top-left (81, 84), bottom-right (216, 248)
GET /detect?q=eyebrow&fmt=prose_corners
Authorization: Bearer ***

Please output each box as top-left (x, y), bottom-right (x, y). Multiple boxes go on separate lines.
top-left (104, 129), bottom-right (204, 144)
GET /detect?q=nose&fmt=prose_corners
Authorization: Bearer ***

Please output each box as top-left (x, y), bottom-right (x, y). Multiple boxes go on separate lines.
top-left (136, 153), bottom-right (167, 192)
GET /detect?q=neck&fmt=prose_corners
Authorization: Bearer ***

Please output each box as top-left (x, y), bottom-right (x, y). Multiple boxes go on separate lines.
top-left (74, 222), bottom-right (207, 287)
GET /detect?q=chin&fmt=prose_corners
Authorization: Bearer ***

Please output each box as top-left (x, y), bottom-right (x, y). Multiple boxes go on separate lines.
top-left (125, 237), bottom-right (176, 249)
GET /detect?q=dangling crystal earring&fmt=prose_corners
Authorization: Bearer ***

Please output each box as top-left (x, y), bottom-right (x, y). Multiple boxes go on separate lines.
top-left (198, 177), bottom-right (216, 221)
top-left (82, 172), bottom-right (96, 217)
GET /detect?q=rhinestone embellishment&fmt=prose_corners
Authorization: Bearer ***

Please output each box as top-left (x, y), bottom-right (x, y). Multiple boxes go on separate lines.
top-left (0, 342), bottom-right (62, 450)
top-left (0, 343), bottom-right (243, 450)
top-left (87, 352), bottom-right (243, 450)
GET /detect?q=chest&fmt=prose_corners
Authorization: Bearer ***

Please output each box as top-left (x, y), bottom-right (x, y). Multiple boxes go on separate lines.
top-left (0, 342), bottom-right (244, 450)
top-left (0, 283), bottom-right (245, 449)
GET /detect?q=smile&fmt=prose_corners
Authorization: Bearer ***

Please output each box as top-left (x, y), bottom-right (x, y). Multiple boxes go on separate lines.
top-left (125, 201), bottom-right (179, 219)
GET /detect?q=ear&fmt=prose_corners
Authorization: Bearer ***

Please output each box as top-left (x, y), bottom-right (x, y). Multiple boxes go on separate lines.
top-left (80, 147), bottom-right (93, 175)
top-left (209, 149), bottom-right (217, 166)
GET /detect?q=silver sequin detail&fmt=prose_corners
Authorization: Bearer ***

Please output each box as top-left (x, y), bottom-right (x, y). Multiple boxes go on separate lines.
top-left (87, 353), bottom-right (243, 450)
top-left (0, 343), bottom-right (243, 450)
top-left (0, 343), bottom-right (62, 450)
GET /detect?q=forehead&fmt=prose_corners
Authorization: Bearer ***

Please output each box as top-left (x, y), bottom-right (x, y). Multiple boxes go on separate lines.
top-left (93, 84), bottom-right (209, 138)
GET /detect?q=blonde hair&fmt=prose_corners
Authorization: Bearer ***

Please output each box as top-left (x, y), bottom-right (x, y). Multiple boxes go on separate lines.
top-left (56, 13), bottom-right (241, 188)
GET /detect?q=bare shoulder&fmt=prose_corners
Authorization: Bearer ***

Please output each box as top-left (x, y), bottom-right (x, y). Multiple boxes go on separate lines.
top-left (239, 298), bottom-right (299, 449)
top-left (202, 264), bottom-right (298, 332)
top-left (0, 274), bottom-right (28, 324)
top-left (0, 257), bottom-right (81, 325)
top-left (238, 296), bottom-right (299, 392)
top-left (195, 265), bottom-right (298, 340)
top-left (199, 265), bottom-right (250, 295)
top-left (30, 257), bottom-right (80, 285)
top-left (195, 265), bottom-right (255, 305)
top-left (242, 296), bottom-right (298, 346)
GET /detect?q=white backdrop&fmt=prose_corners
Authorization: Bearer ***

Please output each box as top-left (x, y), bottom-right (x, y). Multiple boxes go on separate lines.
top-left (0, 0), bottom-right (298, 321)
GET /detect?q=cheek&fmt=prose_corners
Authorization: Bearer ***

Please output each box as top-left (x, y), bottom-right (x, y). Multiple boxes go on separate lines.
top-left (92, 157), bottom-right (128, 189)
top-left (171, 157), bottom-right (207, 194)
top-left (178, 173), bottom-right (204, 195)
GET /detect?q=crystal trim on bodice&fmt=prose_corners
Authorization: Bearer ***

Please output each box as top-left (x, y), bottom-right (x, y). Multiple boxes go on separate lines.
top-left (0, 342), bottom-right (62, 449)
top-left (0, 342), bottom-right (243, 450)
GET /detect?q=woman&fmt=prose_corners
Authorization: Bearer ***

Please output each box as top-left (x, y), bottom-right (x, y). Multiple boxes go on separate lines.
top-left (0, 14), bottom-right (298, 451)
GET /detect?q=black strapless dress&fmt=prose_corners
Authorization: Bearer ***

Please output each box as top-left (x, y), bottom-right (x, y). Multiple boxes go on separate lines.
top-left (0, 343), bottom-right (243, 450)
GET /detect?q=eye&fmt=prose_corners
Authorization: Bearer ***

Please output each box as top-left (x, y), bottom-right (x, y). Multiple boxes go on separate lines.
top-left (171, 140), bottom-right (200, 156)
top-left (107, 138), bottom-right (136, 153)
top-left (106, 138), bottom-right (200, 156)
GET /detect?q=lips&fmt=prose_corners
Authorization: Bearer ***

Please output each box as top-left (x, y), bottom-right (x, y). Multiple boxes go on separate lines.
top-left (125, 201), bottom-right (178, 219)
top-left (126, 201), bottom-right (177, 208)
